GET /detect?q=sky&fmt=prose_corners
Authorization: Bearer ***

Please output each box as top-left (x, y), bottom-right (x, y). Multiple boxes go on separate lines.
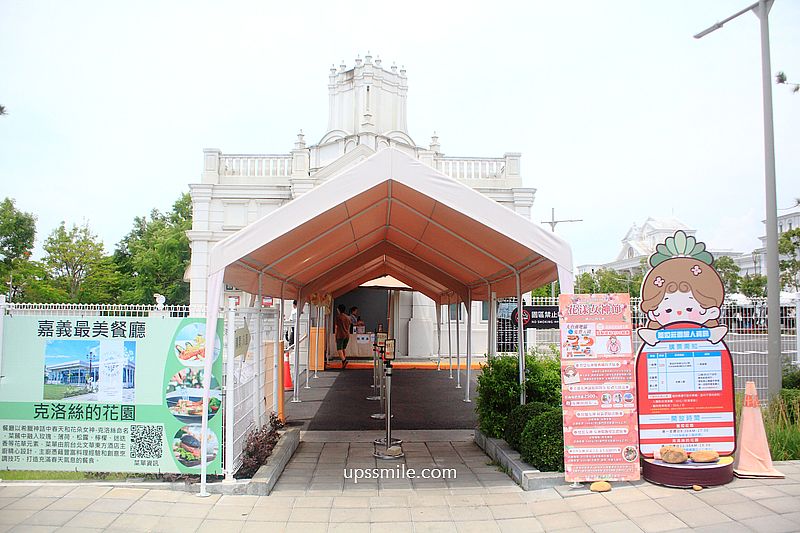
top-left (1, 0), bottom-right (799, 268)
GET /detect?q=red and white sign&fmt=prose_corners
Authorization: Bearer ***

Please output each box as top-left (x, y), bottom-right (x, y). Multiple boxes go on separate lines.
top-left (635, 322), bottom-right (735, 457)
top-left (261, 296), bottom-right (273, 307)
top-left (559, 294), bottom-right (640, 482)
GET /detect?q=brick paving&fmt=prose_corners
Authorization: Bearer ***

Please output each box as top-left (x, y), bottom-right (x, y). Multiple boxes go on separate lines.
top-left (1, 453), bottom-right (798, 532)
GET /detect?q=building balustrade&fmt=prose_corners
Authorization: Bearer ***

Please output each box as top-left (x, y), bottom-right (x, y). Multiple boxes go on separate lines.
top-left (219, 154), bottom-right (293, 177)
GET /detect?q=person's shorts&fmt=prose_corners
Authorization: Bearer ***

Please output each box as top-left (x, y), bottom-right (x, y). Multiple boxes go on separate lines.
top-left (336, 337), bottom-right (349, 351)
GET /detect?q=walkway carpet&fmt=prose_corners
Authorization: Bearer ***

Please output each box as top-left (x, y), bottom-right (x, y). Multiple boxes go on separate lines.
top-left (306, 368), bottom-right (478, 430)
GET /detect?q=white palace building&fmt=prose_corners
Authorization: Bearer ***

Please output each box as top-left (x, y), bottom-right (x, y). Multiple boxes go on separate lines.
top-left (187, 56), bottom-right (537, 357)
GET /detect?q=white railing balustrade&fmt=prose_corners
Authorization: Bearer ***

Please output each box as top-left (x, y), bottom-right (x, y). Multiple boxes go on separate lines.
top-left (436, 157), bottom-right (505, 181)
top-left (220, 154), bottom-right (292, 178)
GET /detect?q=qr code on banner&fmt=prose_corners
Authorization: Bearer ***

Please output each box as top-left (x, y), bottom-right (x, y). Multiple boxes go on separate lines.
top-left (130, 424), bottom-right (164, 459)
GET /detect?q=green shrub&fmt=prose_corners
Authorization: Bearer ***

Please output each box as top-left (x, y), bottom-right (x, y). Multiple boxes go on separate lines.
top-left (477, 350), bottom-right (564, 439)
top-left (525, 351), bottom-right (562, 406)
top-left (477, 355), bottom-right (521, 438)
top-left (504, 401), bottom-right (551, 451)
top-left (519, 408), bottom-right (564, 472)
top-left (783, 367), bottom-right (800, 390)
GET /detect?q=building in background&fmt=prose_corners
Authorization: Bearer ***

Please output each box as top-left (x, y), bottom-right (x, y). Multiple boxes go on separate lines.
top-left (577, 217), bottom-right (757, 277)
top-left (187, 56), bottom-right (536, 356)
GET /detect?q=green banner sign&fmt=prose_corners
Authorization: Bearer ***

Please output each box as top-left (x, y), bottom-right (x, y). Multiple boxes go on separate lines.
top-left (0, 315), bottom-right (223, 474)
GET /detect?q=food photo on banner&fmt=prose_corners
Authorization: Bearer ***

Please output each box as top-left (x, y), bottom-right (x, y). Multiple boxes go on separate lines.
top-left (0, 316), bottom-right (223, 474)
top-left (634, 230), bottom-right (736, 487)
top-left (558, 292), bottom-right (640, 482)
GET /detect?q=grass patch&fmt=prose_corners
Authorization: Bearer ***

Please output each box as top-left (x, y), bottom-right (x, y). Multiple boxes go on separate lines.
top-left (0, 470), bottom-right (129, 481)
top-left (736, 390), bottom-right (800, 461)
top-left (43, 384), bottom-right (91, 400)
top-left (764, 392), bottom-right (800, 461)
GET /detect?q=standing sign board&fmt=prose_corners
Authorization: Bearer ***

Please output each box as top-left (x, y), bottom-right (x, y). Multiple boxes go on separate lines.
top-left (0, 315), bottom-right (223, 474)
top-left (634, 230), bottom-right (735, 487)
top-left (558, 293), bottom-right (640, 482)
top-left (636, 325), bottom-right (735, 456)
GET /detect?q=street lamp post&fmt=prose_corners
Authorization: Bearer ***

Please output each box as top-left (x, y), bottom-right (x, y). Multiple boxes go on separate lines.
top-left (695, 0), bottom-right (782, 399)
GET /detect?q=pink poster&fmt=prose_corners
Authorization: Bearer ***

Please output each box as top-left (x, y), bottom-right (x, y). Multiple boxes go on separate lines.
top-left (559, 293), bottom-right (640, 482)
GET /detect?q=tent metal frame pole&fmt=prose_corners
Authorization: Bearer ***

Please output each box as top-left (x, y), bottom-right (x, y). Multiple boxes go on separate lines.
top-left (435, 303), bottom-right (442, 371)
top-left (260, 200), bottom-right (389, 277)
top-left (314, 306), bottom-right (321, 379)
top-left (291, 295), bottom-right (302, 403)
top-left (233, 259), bottom-right (301, 293)
top-left (490, 291), bottom-right (497, 359)
top-left (515, 271), bottom-right (526, 405)
top-left (254, 278), bottom-right (263, 426)
top-left (464, 291), bottom-right (472, 403)
top-left (224, 298), bottom-right (236, 481)
top-left (486, 282), bottom-right (492, 360)
top-left (455, 298), bottom-right (462, 389)
top-left (447, 296), bottom-right (453, 379)
top-left (392, 198), bottom-right (519, 272)
top-left (305, 303), bottom-right (312, 389)
top-left (274, 284), bottom-right (284, 416)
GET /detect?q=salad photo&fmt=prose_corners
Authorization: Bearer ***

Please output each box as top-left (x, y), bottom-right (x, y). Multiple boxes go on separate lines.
top-left (172, 425), bottom-right (218, 467)
top-left (166, 368), bottom-right (221, 423)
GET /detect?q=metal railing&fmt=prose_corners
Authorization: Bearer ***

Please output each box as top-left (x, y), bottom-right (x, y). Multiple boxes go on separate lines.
top-left (5, 302), bottom-right (192, 317)
top-left (496, 296), bottom-right (799, 400)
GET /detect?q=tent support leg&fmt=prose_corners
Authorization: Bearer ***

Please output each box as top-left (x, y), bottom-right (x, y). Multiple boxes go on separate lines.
top-left (291, 297), bottom-right (302, 403)
top-left (305, 303), bottom-right (312, 389)
top-left (255, 282), bottom-right (263, 426)
top-left (447, 297), bottom-right (453, 378)
top-left (464, 292), bottom-right (472, 403)
top-left (516, 271), bottom-right (525, 405)
top-left (456, 298), bottom-right (462, 389)
top-left (436, 304), bottom-right (442, 371)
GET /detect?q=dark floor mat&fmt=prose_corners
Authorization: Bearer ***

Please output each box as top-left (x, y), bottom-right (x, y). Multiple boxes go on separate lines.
top-left (306, 368), bottom-right (478, 430)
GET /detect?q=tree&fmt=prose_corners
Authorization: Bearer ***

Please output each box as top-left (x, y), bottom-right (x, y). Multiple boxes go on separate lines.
top-left (0, 197), bottom-right (36, 269)
top-left (571, 268), bottom-right (644, 297)
top-left (778, 228), bottom-right (800, 291)
top-left (776, 71), bottom-right (800, 94)
top-left (740, 274), bottom-right (768, 298)
top-left (7, 258), bottom-right (68, 302)
top-left (714, 255), bottom-right (741, 295)
top-left (114, 193), bottom-right (192, 305)
top-left (43, 222), bottom-right (105, 301)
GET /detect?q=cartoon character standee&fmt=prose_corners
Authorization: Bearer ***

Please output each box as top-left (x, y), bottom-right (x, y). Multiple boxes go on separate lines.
top-left (634, 230), bottom-right (736, 487)
top-left (637, 230), bottom-right (726, 346)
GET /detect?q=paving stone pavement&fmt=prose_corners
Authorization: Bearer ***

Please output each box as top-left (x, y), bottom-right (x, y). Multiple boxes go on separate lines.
top-left (1, 454), bottom-right (798, 532)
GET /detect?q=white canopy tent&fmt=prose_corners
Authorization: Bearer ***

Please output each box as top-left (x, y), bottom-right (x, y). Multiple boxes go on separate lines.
top-left (198, 148), bottom-right (574, 490)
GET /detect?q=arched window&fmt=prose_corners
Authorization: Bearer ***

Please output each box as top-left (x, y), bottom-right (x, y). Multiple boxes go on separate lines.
top-left (627, 248), bottom-right (635, 259)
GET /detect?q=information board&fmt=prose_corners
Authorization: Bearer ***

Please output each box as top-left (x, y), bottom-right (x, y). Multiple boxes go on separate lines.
top-left (636, 323), bottom-right (735, 456)
top-left (0, 315), bottom-right (223, 474)
top-left (559, 293), bottom-right (640, 482)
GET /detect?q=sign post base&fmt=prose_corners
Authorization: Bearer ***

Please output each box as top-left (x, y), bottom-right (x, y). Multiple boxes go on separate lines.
top-left (641, 456), bottom-right (734, 488)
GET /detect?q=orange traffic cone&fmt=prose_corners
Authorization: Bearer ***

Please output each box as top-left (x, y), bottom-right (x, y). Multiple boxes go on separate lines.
top-left (733, 381), bottom-right (784, 478)
top-left (283, 352), bottom-right (293, 391)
